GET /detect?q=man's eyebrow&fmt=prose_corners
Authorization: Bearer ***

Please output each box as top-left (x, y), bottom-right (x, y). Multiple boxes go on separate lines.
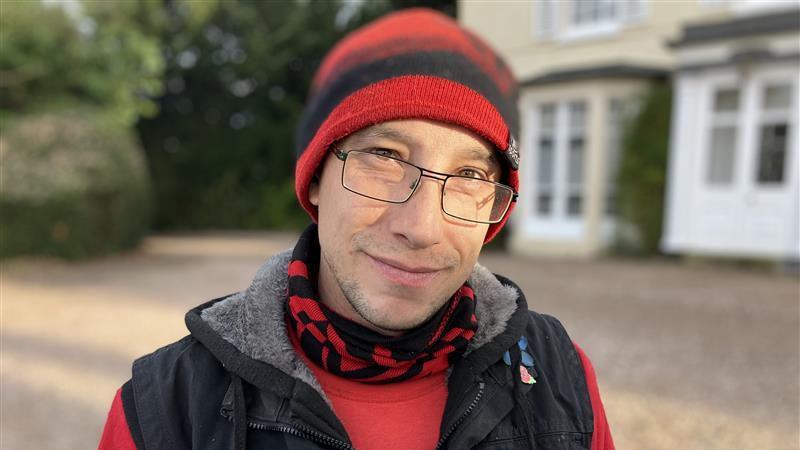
top-left (460, 147), bottom-right (500, 168)
top-left (349, 125), bottom-right (421, 147)
top-left (454, 147), bottom-right (502, 177)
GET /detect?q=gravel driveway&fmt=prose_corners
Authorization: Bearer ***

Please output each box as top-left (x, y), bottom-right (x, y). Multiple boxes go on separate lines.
top-left (2, 232), bottom-right (798, 450)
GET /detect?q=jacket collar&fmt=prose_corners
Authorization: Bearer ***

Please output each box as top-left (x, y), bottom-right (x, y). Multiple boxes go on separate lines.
top-left (188, 248), bottom-right (527, 401)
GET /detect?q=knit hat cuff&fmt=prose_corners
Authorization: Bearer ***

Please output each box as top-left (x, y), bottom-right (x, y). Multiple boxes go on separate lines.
top-left (295, 75), bottom-right (518, 243)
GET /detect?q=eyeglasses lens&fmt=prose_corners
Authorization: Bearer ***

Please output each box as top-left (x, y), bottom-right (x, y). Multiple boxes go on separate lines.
top-left (342, 151), bottom-right (511, 224)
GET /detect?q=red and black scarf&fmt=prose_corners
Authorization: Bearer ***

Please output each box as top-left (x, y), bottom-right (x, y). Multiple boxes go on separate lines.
top-left (286, 224), bottom-right (478, 383)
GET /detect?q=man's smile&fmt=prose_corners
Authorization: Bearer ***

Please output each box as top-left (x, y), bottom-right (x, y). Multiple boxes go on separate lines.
top-left (364, 252), bottom-right (447, 288)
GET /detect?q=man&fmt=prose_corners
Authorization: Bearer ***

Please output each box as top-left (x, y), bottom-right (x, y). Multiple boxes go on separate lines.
top-left (99, 8), bottom-right (614, 450)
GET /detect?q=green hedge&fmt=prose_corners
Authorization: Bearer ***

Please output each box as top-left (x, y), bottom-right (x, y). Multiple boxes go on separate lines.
top-left (1, 111), bottom-right (153, 259)
top-left (615, 82), bottom-right (672, 255)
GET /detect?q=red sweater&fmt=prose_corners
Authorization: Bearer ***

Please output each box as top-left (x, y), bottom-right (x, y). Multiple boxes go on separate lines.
top-left (308, 361), bottom-right (448, 450)
top-left (98, 343), bottom-right (613, 450)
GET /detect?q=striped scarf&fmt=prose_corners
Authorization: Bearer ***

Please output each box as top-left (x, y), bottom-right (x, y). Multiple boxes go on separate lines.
top-left (286, 224), bottom-right (478, 383)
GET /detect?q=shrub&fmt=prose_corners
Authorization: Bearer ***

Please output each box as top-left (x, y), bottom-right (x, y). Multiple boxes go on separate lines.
top-left (1, 111), bottom-right (153, 259)
top-left (615, 82), bottom-right (672, 255)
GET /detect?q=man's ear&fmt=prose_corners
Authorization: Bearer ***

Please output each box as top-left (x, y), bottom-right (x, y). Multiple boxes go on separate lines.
top-left (309, 176), bottom-right (320, 206)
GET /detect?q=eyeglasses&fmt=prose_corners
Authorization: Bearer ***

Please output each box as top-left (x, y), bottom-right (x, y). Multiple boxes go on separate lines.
top-left (332, 147), bottom-right (517, 224)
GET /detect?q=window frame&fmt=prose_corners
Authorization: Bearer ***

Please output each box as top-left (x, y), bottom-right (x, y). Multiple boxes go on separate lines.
top-left (534, 0), bottom-right (647, 42)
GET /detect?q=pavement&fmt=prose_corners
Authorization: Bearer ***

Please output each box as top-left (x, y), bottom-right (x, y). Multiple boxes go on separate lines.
top-left (1, 231), bottom-right (798, 450)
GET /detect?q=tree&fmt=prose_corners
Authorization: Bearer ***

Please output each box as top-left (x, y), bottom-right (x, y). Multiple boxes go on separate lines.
top-left (135, 0), bottom-right (455, 230)
top-left (139, 0), bottom-right (365, 229)
top-left (616, 82), bottom-right (672, 254)
top-left (0, 0), bottom-right (166, 126)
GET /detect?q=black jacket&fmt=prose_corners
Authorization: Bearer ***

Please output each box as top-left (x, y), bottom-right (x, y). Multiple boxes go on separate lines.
top-left (120, 251), bottom-right (594, 449)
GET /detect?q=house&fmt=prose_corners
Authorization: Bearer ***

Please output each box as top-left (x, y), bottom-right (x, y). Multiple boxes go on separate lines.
top-left (662, 10), bottom-right (799, 260)
top-left (459, 0), bottom-right (799, 260)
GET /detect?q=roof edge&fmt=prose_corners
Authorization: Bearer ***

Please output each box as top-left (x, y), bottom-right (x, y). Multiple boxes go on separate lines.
top-left (521, 64), bottom-right (670, 87)
top-left (670, 9), bottom-right (800, 48)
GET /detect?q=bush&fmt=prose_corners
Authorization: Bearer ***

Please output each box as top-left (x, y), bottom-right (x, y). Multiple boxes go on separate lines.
top-left (615, 82), bottom-right (672, 255)
top-left (1, 111), bottom-right (153, 259)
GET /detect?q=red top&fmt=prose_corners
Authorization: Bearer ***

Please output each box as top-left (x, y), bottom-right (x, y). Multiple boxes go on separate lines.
top-left (308, 361), bottom-right (448, 450)
top-left (98, 344), bottom-right (614, 450)
top-left (575, 344), bottom-right (615, 450)
top-left (97, 387), bottom-right (137, 450)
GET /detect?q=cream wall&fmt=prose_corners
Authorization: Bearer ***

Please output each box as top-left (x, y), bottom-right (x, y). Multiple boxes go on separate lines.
top-left (459, 0), bottom-right (732, 79)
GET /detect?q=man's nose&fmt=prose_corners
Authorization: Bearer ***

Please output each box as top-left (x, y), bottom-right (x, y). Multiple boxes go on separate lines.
top-left (387, 176), bottom-right (445, 249)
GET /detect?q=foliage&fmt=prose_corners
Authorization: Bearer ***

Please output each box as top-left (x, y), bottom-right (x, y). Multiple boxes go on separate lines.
top-left (0, 0), bottom-right (458, 262)
top-left (137, 0), bottom-right (455, 231)
top-left (0, 0), bottom-right (166, 127)
top-left (0, 111), bottom-right (153, 259)
top-left (615, 82), bottom-right (672, 255)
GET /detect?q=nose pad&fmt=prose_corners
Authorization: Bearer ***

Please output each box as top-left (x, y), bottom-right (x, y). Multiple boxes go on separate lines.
top-left (408, 175), bottom-right (444, 208)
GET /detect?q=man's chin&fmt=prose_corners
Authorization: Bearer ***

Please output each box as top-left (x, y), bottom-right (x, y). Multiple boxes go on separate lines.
top-left (349, 294), bottom-right (444, 333)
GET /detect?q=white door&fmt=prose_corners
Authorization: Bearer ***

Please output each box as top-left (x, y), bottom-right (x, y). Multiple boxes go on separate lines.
top-left (692, 65), bottom-right (799, 258)
top-left (526, 101), bottom-right (588, 240)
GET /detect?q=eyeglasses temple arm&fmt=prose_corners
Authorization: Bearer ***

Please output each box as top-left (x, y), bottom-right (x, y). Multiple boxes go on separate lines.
top-left (332, 147), bottom-right (348, 161)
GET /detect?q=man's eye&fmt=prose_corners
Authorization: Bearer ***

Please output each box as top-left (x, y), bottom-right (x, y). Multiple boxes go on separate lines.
top-left (458, 168), bottom-right (489, 180)
top-left (367, 148), bottom-right (400, 158)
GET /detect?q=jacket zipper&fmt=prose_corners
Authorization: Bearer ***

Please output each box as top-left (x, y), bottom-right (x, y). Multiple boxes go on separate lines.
top-left (434, 381), bottom-right (485, 450)
top-left (221, 410), bottom-right (354, 450)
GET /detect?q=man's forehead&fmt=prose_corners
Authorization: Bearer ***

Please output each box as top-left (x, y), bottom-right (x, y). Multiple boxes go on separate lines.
top-left (346, 122), bottom-right (500, 166)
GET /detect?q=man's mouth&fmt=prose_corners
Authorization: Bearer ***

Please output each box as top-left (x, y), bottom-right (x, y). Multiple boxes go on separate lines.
top-left (364, 253), bottom-right (446, 288)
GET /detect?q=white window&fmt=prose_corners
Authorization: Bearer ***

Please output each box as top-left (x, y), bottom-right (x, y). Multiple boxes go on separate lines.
top-left (566, 102), bottom-right (586, 217)
top-left (703, 81), bottom-right (794, 187)
top-left (573, 0), bottom-right (618, 26)
top-left (755, 83), bottom-right (792, 184)
top-left (531, 101), bottom-right (588, 222)
top-left (536, 0), bottom-right (557, 38)
top-left (705, 87), bottom-right (740, 185)
top-left (536, 104), bottom-right (556, 215)
top-left (536, 0), bottom-right (646, 40)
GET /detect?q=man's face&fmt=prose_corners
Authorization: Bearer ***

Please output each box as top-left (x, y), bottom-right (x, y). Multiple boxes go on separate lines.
top-left (309, 119), bottom-right (501, 335)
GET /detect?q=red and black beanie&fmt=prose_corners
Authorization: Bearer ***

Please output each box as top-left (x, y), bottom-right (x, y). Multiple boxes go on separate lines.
top-left (294, 8), bottom-right (520, 242)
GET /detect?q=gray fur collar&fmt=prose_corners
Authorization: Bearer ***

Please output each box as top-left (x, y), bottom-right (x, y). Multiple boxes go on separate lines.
top-left (200, 249), bottom-right (519, 399)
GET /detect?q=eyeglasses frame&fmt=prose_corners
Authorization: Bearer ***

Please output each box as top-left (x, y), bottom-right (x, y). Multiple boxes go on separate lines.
top-left (332, 147), bottom-right (518, 224)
